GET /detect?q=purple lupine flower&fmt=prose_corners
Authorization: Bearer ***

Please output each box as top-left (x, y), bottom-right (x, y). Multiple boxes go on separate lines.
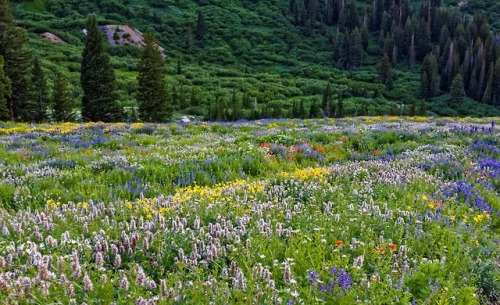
top-left (319, 284), bottom-right (326, 293)
top-left (308, 270), bottom-right (320, 285)
top-left (287, 300), bottom-right (293, 305)
top-left (328, 280), bottom-right (335, 293)
top-left (330, 266), bottom-right (337, 275)
top-left (336, 269), bottom-right (352, 290)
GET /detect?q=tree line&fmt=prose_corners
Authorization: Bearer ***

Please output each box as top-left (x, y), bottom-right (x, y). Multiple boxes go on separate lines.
top-left (288, 0), bottom-right (500, 108)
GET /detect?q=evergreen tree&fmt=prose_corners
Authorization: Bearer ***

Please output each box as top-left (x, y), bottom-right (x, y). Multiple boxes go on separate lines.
top-left (189, 87), bottom-right (199, 107)
top-left (230, 90), bottom-right (241, 121)
top-left (309, 99), bottom-right (321, 118)
top-left (420, 53), bottom-right (439, 99)
top-left (322, 82), bottom-right (333, 117)
top-left (31, 57), bottom-right (48, 122)
top-left (0, 0), bottom-right (32, 121)
top-left (493, 58), bottom-right (500, 105)
top-left (0, 55), bottom-right (11, 121)
top-left (450, 73), bottom-right (465, 105)
top-left (195, 11), bottom-right (207, 47)
top-left (378, 53), bottom-right (392, 84)
top-left (137, 29), bottom-right (171, 122)
top-left (52, 71), bottom-right (73, 122)
top-left (348, 28), bottom-right (363, 69)
top-left (385, 69), bottom-right (394, 90)
top-left (299, 99), bottom-right (306, 119)
top-left (417, 100), bottom-right (427, 116)
top-left (81, 15), bottom-right (120, 122)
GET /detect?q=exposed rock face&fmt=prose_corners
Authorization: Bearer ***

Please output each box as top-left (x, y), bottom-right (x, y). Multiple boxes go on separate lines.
top-left (40, 32), bottom-right (66, 44)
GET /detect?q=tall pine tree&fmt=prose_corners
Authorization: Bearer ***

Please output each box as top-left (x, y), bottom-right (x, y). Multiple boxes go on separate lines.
top-left (0, 0), bottom-right (32, 121)
top-left (81, 15), bottom-right (120, 122)
top-left (137, 29), bottom-right (171, 122)
top-left (52, 71), bottom-right (73, 122)
top-left (450, 73), bottom-right (465, 105)
top-left (30, 57), bottom-right (48, 122)
top-left (0, 55), bottom-right (11, 121)
top-left (195, 11), bottom-right (207, 47)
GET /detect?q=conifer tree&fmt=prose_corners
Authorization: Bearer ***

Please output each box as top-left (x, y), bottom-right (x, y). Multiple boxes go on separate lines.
top-left (30, 57), bottom-right (48, 122)
top-left (52, 71), bottom-right (73, 122)
top-left (195, 11), bottom-right (207, 47)
top-left (230, 90), bottom-right (241, 121)
top-left (137, 29), bottom-right (171, 122)
top-left (379, 53), bottom-right (392, 84)
top-left (348, 28), bottom-right (363, 68)
top-left (0, 55), bottom-right (11, 121)
top-left (493, 58), bottom-right (500, 105)
top-left (450, 73), bottom-right (465, 105)
top-left (0, 0), bottom-right (32, 121)
top-left (299, 99), bottom-right (306, 119)
top-left (322, 83), bottom-right (333, 117)
top-left (81, 15), bottom-right (120, 122)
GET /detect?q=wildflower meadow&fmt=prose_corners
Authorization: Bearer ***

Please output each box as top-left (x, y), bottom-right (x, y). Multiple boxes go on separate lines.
top-left (0, 117), bottom-right (499, 304)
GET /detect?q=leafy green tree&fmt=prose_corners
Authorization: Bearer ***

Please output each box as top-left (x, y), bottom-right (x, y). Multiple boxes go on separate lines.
top-left (31, 57), bottom-right (49, 122)
top-left (137, 29), bottom-right (171, 122)
top-left (81, 15), bottom-right (120, 122)
top-left (309, 99), bottom-right (321, 118)
top-left (0, 55), bottom-right (11, 121)
top-left (0, 0), bottom-right (32, 121)
top-left (450, 73), bottom-right (465, 105)
top-left (52, 71), bottom-right (73, 122)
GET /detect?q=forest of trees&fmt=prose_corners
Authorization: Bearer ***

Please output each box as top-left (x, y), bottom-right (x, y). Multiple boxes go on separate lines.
top-left (1, 0), bottom-right (500, 122)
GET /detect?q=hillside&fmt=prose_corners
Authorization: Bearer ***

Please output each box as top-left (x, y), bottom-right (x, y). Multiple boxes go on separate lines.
top-left (6, 0), bottom-right (500, 120)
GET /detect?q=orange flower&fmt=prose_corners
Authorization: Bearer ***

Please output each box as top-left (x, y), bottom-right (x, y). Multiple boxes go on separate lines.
top-left (389, 244), bottom-right (396, 251)
top-left (377, 247), bottom-right (384, 254)
top-left (335, 240), bottom-right (343, 247)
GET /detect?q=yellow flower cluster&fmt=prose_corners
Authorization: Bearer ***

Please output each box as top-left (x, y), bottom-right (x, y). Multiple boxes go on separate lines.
top-left (280, 167), bottom-right (330, 182)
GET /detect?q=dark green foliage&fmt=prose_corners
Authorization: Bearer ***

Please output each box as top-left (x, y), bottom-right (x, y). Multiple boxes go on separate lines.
top-left (7, 0), bottom-right (500, 120)
top-left (80, 15), bottom-right (120, 122)
top-left (195, 11), bottom-right (207, 47)
top-left (493, 58), bottom-right (500, 106)
top-left (379, 53), bottom-right (391, 84)
top-left (420, 53), bottom-right (439, 99)
top-left (450, 73), bottom-right (465, 106)
top-left (0, 0), bottom-right (32, 121)
top-left (0, 55), bottom-right (11, 121)
top-left (30, 57), bottom-right (49, 122)
top-left (52, 70), bottom-right (74, 122)
top-left (137, 29), bottom-right (171, 122)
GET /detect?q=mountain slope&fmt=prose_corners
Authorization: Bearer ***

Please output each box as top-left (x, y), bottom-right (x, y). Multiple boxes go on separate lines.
top-left (8, 0), bottom-right (500, 119)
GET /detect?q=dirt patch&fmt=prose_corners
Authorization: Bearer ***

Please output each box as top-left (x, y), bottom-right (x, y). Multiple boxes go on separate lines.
top-left (100, 25), bottom-right (166, 57)
top-left (40, 32), bottom-right (66, 44)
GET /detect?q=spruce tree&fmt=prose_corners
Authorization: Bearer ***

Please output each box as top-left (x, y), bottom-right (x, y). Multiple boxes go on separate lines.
top-left (137, 29), bottom-right (171, 122)
top-left (0, 0), bottom-right (32, 121)
top-left (81, 15), bottom-right (120, 122)
top-left (52, 71), bottom-right (73, 122)
top-left (299, 99), bottom-right (306, 119)
top-left (195, 11), bottom-right (207, 47)
top-left (31, 57), bottom-right (48, 122)
top-left (450, 73), bottom-right (465, 105)
top-left (379, 53), bottom-right (392, 84)
top-left (493, 58), bottom-right (500, 106)
top-left (348, 28), bottom-right (363, 68)
top-left (322, 83), bottom-right (333, 117)
top-left (0, 55), bottom-right (11, 121)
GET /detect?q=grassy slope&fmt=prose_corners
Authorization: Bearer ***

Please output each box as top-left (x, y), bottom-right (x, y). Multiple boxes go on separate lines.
top-left (10, 0), bottom-right (500, 118)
